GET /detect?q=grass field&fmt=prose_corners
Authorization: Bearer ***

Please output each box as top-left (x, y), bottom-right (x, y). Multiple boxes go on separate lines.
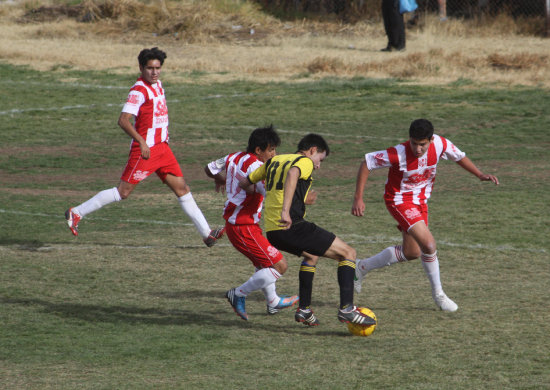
top-left (1, 61), bottom-right (549, 389)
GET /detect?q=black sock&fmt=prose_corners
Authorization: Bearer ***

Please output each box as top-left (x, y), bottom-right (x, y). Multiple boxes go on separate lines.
top-left (299, 261), bottom-right (316, 309)
top-left (338, 259), bottom-right (356, 309)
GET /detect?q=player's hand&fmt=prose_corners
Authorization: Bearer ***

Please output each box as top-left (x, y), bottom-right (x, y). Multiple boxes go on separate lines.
top-left (351, 198), bottom-right (365, 217)
top-left (305, 190), bottom-right (317, 205)
top-left (278, 211), bottom-right (292, 229)
top-left (140, 143), bottom-right (151, 160)
top-left (479, 174), bottom-right (499, 185)
top-left (214, 176), bottom-right (226, 194)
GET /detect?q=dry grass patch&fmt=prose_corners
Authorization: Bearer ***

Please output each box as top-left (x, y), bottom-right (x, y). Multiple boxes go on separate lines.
top-left (1, 0), bottom-right (549, 86)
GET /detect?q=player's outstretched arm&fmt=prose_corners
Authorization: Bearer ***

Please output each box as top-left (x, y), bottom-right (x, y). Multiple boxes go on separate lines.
top-left (352, 161), bottom-right (370, 217)
top-left (456, 157), bottom-right (499, 185)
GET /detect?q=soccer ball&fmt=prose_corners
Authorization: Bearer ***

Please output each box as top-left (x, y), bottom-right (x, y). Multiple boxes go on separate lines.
top-left (347, 307), bottom-right (377, 337)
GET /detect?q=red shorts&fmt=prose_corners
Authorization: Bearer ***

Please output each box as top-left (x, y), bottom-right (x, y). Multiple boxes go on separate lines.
top-left (386, 202), bottom-right (429, 232)
top-left (225, 223), bottom-right (283, 269)
top-left (120, 142), bottom-right (183, 184)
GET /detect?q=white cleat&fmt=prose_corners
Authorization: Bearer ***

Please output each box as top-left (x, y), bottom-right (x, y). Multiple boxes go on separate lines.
top-left (433, 292), bottom-right (458, 312)
top-left (354, 263), bottom-right (366, 294)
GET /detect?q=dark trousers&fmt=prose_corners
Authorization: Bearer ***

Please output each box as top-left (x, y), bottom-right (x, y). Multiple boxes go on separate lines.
top-left (382, 0), bottom-right (405, 49)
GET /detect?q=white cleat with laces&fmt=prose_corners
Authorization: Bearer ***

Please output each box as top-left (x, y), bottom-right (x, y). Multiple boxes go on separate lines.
top-left (433, 292), bottom-right (458, 312)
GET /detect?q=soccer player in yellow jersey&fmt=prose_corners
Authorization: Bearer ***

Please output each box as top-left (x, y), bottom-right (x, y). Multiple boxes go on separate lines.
top-left (243, 134), bottom-right (376, 327)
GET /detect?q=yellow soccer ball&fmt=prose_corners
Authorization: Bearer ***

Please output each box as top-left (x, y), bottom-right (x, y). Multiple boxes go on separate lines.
top-left (347, 307), bottom-right (377, 337)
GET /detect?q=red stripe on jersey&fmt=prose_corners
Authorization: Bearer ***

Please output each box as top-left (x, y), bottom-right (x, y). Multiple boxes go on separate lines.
top-left (404, 141), bottom-right (419, 171)
top-left (385, 146), bottom-right (404, 202)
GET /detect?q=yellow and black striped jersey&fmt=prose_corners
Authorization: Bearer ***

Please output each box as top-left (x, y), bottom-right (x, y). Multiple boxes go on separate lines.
top-left (248, 153), bottom-right (313, 232)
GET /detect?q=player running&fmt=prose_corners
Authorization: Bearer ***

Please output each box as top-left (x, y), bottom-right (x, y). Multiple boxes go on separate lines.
top-left (65, 47), bottom-right (223, 247)
top-left (242, 133), bottom-right (376, 327)
top-left (205, 126), bottom-right (298, 320)
top-left (352, 119), bottom-right (499, 311)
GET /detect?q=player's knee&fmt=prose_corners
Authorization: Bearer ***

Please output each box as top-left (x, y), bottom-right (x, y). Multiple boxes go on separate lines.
top-left (421, 242), bottom-right (437, 255)
top-left (403, 250), bottom-right (420, 261)
top-left (342, 245), bottom-right (356, 262)
top-left (117, 188), bottom-right (131, 199)
top-left (274, 258), bottom-right (288, 274)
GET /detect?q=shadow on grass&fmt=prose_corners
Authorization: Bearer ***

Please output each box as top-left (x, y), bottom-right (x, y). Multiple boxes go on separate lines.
top-left (1, 295), bottom-right (355, 336)
top-left (0, 238), bottom-right (45, 251)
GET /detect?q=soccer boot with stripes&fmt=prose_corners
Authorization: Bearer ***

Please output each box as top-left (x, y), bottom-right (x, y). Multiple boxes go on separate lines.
top-left (338, 306), bottom-right (377, 325)
top-left (204, 226), bottom-right (225, 247)
top-left (65, 208), bottom-right (81, 236)
top-left (295, 307), bottom-right (320, 326)
top-left (225, 288), bottom-right (248, 320)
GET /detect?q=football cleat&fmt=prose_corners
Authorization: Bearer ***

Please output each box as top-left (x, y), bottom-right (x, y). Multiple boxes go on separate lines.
top-left (354, 262), bottom-right (367, 294)
top-left (433, 292), bottom-right (458, 312)
top-left (225, 288), bottom-right (248, 320)
top-left (295, 307), bottom-right (320, 326)
top-left (204, 227), bottom-right (225, 247)
top-left (338, 306), bottom-right (377, 325)
top-left (65, 208), bottom-right (81, 236)
top-left (266, 305), bottom-right (279, 315)
top-left (272, 295), bottom-right (299, 310)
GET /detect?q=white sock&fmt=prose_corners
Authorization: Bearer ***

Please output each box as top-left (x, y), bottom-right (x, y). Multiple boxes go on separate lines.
top-left (177, 192), bottom-right (211, 238)
top-left (262, 282), bottom-right (280, 307)
top-left (357, 245), bottom-right (406, 273)
top-left (73, 187), bottom-right (121, 218)
top-left (421, 251), bottom-right (443, 295)
top-left (236, 268), bottom-right (282, 297)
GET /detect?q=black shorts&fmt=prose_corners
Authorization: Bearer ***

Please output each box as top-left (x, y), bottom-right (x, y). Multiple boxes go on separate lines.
top-left (266, 220), bottom-right (336, 257)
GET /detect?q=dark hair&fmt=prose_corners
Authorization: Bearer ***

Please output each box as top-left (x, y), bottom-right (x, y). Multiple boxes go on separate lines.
top-left (409, 119), bottom-right (434, 140)
top-left (138, 47), bottom-right (167, 68)
top-left (296, 133), bottom-right (330, 156)
top-left (246, 125), bottom-right (281, 153)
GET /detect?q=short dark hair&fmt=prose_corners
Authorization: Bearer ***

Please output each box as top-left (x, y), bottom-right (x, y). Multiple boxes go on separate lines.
top-left (138, 47), bottom-right (167, 68)
top-left (409, 119), bottom-right (434, 140)
top-left (296, 133), bottom-right (330, 156)
top-left (246, 125), bottom-right (281, 153)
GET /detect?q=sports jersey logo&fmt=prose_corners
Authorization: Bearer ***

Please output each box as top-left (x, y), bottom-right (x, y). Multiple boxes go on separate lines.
top-left (403, 168), bottom-right (436, 187)
top-left (374, 153), bottom-right (385, 166)
top-left (127, 94), bottom-right (140, 105)
top-left (132, 170), bottom-right (150, 182)
top-left (155, 98), bottom-right (168, 117)
top-left (418, 157), bottom-right (427, 168)
top-left (404, 207), bottom-right (421, 220)
top-left (267, 245), bottom-right (280, 258)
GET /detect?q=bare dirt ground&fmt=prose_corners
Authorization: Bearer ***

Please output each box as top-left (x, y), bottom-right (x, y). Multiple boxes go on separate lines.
top-left (1, 2), bottom-right (549, 87)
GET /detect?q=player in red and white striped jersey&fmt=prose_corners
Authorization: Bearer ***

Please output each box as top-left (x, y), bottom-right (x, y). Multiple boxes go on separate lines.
top-left (352, 119), bottom-right (499, 312)
top-left (205, 126), bottom-right (298, 320)
top-left (65, 47), bottom-right (223, 247)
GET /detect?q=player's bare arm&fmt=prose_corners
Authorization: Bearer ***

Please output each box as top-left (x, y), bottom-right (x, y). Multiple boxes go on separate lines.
top-left (279, 166), bottom-right (300, 229)
top-left (204, 166), bottom-right (226, 194)
top-left (352, 161), bottom-right (371, 217)
top-left (456, 157), bottom-right (499, 185)
top-left (118, 112), bottom-right (150, 160)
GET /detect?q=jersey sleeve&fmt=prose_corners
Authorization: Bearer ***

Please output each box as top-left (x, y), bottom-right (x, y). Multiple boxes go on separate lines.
top-left (441, 138), bottom-right (466, 161)
top-left (248, 162), bottom-right (267, 184)
top-left (365, 150), bottom-right (392, 170)
top-left (121, 89), bottom-right (146, 116)
top-left (293, 157), bottom-right (314, 179)
top-left (206, 155), bottom-right (228, 176)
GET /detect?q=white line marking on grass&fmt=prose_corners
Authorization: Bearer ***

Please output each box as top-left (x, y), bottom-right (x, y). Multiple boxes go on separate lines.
top-left (2, 208), bottom-right (546, 254)
top-left (0, 209), bottom-right (194, 226)
top-left (342, 234), bottom-right (547, 254)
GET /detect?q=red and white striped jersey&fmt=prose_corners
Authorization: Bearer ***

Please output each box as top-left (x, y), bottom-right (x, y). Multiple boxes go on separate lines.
top-left (365, 134), bottom-right (466, 205)
top-left (121, 77), bottom-right (169, 148)
top-left (207, 151), bottom-right (266, 225)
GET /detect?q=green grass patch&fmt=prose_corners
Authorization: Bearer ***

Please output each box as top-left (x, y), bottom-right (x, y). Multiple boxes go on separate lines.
top-left (1, 62), bottom-right (549, 389)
